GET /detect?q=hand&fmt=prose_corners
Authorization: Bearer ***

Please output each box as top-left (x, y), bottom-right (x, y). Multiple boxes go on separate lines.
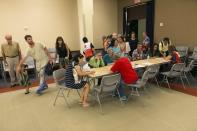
top-left (4, 60), bottom-right (8, 66)
top-left (17, 65), bottom-right (21, 74)
top-left (89, 71), bottom-right (95, 75)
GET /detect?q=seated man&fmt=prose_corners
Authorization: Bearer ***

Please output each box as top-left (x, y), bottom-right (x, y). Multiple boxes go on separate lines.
top-left (110, 57), bottom-right (138, 100)
top-left (103, 48), bottom-right (116, 65)
top-left (132, 43), bottom-right (145, 60)
top-left (88, 52), bottom-right (105, 68)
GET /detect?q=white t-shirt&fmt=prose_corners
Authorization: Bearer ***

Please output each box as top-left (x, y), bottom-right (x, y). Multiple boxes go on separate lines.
top-left (25, 43), bottom-right (48, 71)
top-left (84, 42), bottom-right (92, 52)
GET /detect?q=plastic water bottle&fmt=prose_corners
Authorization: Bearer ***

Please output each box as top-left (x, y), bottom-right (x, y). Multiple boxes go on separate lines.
top-left (147, 54), bottom-right (150, 59)
top-left (164, 52), bottom-right (166, 57)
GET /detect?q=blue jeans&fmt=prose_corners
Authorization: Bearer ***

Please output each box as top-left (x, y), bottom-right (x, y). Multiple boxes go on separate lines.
top-left (118, 80), bottom-right (126, 97)
top-left (37, 66), bottom-right (48, 93)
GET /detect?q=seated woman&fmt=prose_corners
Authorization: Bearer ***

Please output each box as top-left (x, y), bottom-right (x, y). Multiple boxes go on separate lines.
top-left (112, 40), bottom-right (121, 54)
top-left (65, 53), bottom-right (95, 107)
top-left (117, 36), bottom-right (126, 53)
top-left (110, 57), bottom-right (138, 100)
top-left (152, 43), bottom-right (161, 57)
top-left (103, 48), bottom-right (115, 65)
top-left (164, 45), bottom-right (182, 64)
top-left (88, 52), bottom-right (105, 68)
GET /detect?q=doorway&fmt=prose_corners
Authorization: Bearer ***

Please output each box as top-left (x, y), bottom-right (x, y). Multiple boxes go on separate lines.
top-left (123, 0), bottom-right (154, 46)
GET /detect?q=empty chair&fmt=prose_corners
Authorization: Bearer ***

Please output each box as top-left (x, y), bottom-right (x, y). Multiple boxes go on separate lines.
top-left (0, 60), bottom-right (6, 82)
top-left (160, 63), bottom-right (185, 89)
top-left (189, 47), bottom-right (197, 60)
top-left (92, 73), bottom-right (121, 113)
top-left (176, 46), bottom-right (188, 62)
top-left (125, 70), bottom-right (149, 96)
top-left (183, 60), bottom-right (197, 85)
top-left (146, 64), bottom-right (160, 87)
top-left (1, 60), bottom-right (10, 83)
top-left (176, 46), bottom-right (188, 57)
top-left (53, 68), bottom-right (80, 107)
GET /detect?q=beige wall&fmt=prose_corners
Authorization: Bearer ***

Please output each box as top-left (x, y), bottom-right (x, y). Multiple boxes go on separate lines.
top-left (118, 0), bottom-right (197, 48)
top-left (93, 0), bottom-right (118, 48)
top-left (154, 0), bottom-right (197, 47)
top-left (0, 0), bottom-right (79, 56)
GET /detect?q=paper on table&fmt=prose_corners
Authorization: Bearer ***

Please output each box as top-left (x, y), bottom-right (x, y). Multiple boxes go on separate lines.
top-left (133, 64), bottom-right (145, 68)
top-left (143, 62), bottom-right (152, 66)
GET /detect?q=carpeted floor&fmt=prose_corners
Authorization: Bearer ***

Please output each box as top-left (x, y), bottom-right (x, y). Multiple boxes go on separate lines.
top-left (0, 84), bottom-right (197, 131)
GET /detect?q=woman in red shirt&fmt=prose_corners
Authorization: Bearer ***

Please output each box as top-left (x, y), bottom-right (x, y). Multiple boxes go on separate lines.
top-left (111, 57), bottom-right (138, 100)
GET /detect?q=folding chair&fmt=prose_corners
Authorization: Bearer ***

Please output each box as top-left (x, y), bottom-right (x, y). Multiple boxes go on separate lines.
top-left (176, 46), bottom-right (188, 62)
top-left (92, 73), bottom-right (121, 113)
top-left (189, 47), bottom-right (197, 60)
top-left (53, 68), bottom-right (81, 107)
top-left (183, 60), bottom-right (197, 85)
top-left (146, 64), bottom-right (160, 87)
top-left (161, 63), bottom-right (185, 89)
top-left (126, 70), bottom-right (149, 96)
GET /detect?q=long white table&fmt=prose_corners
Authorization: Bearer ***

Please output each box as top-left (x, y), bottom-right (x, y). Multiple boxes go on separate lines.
top-left (89, 57), bottom-right (170, 78)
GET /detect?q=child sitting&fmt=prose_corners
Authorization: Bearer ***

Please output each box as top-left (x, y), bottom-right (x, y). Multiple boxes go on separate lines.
top-left (19, 64), bottom-right (31, 94)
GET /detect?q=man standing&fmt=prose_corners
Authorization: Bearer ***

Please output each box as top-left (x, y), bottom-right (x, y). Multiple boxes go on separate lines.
top-left (142, 32), bottom-right (150, 53)
top-left (1, 34), bottom-right (22, 87)
top-left (17, 35), bottom-right (51, 95)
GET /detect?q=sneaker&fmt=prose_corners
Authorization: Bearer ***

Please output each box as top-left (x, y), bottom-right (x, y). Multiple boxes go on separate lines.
top-left (43, 84), bottom-right (48, 90)
top-left (36, 90), bottom-right (42, 95)
top-left (25, 91), bottom-right (30, 94)
top-left (120, 96), bottom-right (127, 101)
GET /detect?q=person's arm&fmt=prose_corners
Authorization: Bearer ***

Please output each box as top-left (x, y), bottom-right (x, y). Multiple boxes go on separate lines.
top-left (111, 60), bottom-right (119, 73)
top-left (100, 59), bottom-right (105, 67)
top-left (89, 57), bottom-right (98, 68)
top-left (17, 56), bottom-right (29, 73)
top-left (75, 65), bottom-right (95, 76)
top-left (43, 47), bottom-right (52, 61)
top-left (17, 43), bottom-right (22, 61)
top-left (1, 45), bottom-right (7, 65)
top-left (65, 45), bottom-right (70, 59)
top-left (164, 55), bottom-right (172, 61)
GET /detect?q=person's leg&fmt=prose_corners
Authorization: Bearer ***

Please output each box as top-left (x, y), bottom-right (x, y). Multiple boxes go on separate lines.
top-left (36, 67), bottom-right (47, 94)
top-left (82, 83), bottom-right (90, 106)
top-left (80, 88), bottom-right (85, 102)
top-left (13, 56), bottom-right (19, 85)
top-left (118, 80), bottom-right (127, 100)
top-left (25, 86), bottom-right (30, 94)
top-left (6, 57), bottom-right (16, 86)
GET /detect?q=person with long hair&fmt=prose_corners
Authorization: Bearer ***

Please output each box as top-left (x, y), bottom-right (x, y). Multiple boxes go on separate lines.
top-left (65, 53), bottom-right (95, 107)
top-left (55, 36), bottom-right (70, 68)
